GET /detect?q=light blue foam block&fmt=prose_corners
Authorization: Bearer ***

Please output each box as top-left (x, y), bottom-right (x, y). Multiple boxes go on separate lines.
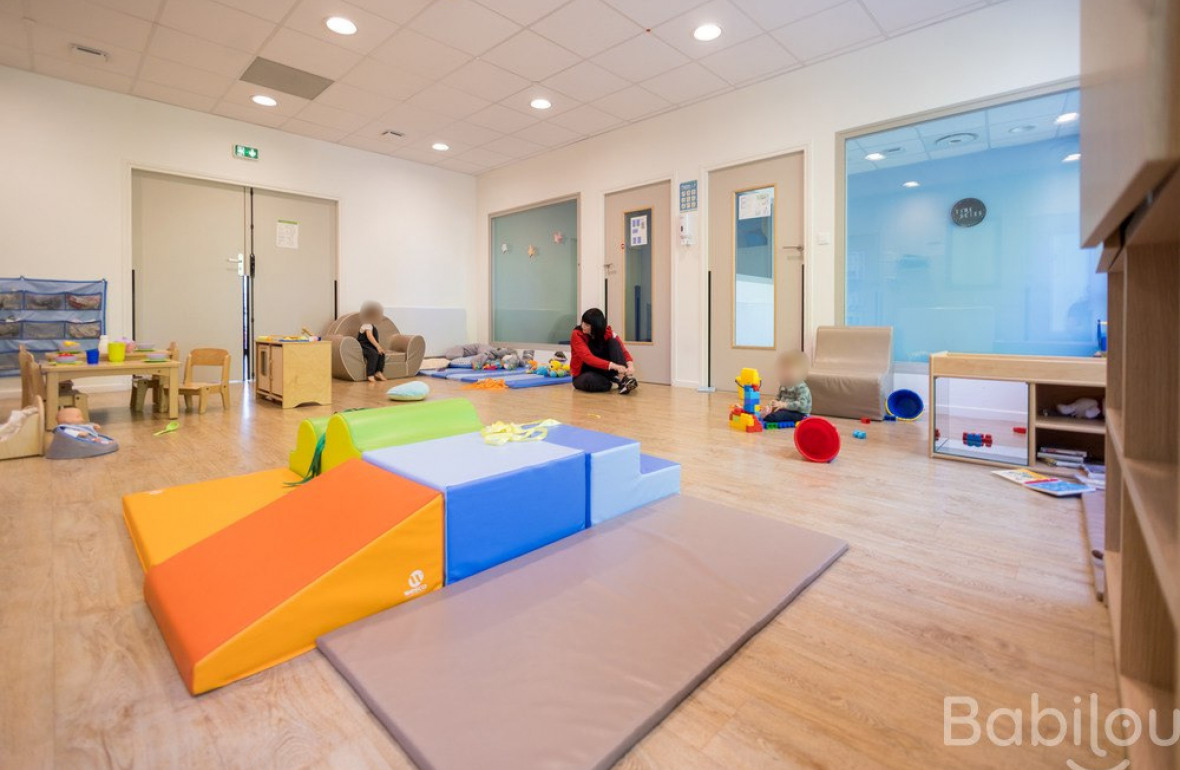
top-left (451, 371), bottom-right (536, 383)
top-left (544, 425), bottom-right (680, 526)
top-left (505, 375), bottom-right (573, 389)
top-left (364, 432), bottom-right (587, 584)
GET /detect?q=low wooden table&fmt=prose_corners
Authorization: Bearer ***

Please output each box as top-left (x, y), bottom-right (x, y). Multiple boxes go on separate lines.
top-left (40, 359), bottom-right (180, 429)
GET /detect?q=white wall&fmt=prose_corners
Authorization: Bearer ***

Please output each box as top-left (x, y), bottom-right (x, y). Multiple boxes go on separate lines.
top-left (476, 0), bottom-right (1081, 388)
top-left (0, 66), bottom-right (476, 393)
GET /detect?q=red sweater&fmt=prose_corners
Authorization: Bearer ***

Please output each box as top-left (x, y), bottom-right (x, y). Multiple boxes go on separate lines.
top-left (569, 326), bottom-right (632, 377)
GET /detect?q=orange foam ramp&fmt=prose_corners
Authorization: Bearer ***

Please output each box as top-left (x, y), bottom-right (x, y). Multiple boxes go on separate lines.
top-left (123, 468), bottom-right (300, 571)
top-left (145, 459), bottom-right (443, 695)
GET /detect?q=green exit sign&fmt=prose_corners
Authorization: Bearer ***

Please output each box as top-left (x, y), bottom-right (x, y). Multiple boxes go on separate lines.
top-left (233, 144), bottom-right (259, 160)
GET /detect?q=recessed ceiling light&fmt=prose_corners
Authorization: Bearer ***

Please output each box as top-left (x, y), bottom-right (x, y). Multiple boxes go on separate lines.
top-left (1063, 153), bottom-right (1081, 163)
top-left (530, 97), bottom-right (552, 110)
top-left (325, 16), bottom-right (357, 35)
top-left (432, 142), bottom-right (450, 152)
top-left (251, 94), bottom-right (277, 107)
top-left (902, 181), bottom-right (920, 188)
top-left (1055, 112), bottom-right (1079, 124)
top-left (693, 23), bottom-right (722, 41)
top-left (865, 152), bottom-right (886, 161)
top-left (1008, 124), bottom-right (1036, 134)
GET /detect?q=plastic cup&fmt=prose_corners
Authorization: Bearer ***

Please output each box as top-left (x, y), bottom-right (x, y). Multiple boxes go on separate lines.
top-left (108, 341), bottom-right (126, 363)
top-left (86, 348), bottom-right (99, 364)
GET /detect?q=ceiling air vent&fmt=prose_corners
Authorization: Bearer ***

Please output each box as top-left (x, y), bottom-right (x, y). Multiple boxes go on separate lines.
top-left (381, 130), bottom-right (405, 138)
top-left (70, 44), bottom-right (109, 63)
top-left (935, 132), bottom-right (979, 148)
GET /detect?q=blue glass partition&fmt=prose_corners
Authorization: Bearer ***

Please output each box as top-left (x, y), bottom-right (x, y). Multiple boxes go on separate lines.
top-left (491, 199), bottom-right (578, 345)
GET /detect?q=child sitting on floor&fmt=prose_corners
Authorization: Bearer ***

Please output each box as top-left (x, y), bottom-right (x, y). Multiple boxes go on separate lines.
top-left (762, 350), bottom-right (812, 424)
top-left (357, 301), bottom-right (387, 383)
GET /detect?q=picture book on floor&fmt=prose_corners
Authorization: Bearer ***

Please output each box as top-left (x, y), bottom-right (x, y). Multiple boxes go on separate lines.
top-left (992, 468), bottom-right (1094, 497)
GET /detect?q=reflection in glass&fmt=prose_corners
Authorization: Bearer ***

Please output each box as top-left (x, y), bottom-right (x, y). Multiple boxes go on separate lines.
top-left (734, 186), bottom-right (775, 347)
top-left (624, 209), bottom-right (653, 342)
top-left (491, 199), bottom-right (578, 344)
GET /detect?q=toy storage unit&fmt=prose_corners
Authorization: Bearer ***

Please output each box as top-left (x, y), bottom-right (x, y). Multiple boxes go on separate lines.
top-left (928, 352), bottom-right (1106, 467)
top-left (255, 340), bottom-right (332, 408)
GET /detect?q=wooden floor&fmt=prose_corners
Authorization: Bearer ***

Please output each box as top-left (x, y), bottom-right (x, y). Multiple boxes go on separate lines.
top-left (1, 379), bottom-right (1121, 769)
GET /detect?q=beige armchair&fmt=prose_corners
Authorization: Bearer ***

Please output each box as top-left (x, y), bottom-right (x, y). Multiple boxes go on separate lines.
top-left (322, 313), bottom-right (426, 381)
top-left (808, 326), bottom-right (894, 420)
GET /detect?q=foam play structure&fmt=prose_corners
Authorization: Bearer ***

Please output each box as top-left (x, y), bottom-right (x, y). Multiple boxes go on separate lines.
top-left (144, 460), bottom-right (444, 695)
top-left (124, 397), bottom-right (682, 694)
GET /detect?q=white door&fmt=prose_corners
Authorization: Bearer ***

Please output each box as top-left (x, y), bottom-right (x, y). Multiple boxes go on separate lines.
top-left (132, 170), bottom-right (247, 379)
top-left (251, 188), bottom-right (337, 343)
top-left (708, 153), bottom-right (805, 391)
top-left (605, 181), bottom-right (672, 384)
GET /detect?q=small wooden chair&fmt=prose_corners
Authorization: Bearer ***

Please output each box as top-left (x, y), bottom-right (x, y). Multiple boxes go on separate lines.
top-left (19, 345), bottom-right (89, 421)
top-left (179, 348), bottom-right (231, 414)
top-left (130, 341), bottom-right (180, 413)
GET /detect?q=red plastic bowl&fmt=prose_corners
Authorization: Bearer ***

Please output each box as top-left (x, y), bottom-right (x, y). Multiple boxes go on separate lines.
top-left (793, 417), bottom-right (841, 463)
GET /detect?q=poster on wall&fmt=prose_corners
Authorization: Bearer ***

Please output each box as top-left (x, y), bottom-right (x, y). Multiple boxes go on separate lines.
top-left (737, 188), bottom-right (773, 220)
top-left (629, 215), bottom-right (648, 247)
top-left (276, 220), bottom-right (299, 249)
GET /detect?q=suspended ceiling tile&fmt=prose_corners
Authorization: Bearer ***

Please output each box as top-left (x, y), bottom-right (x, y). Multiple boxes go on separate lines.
top-left (467, 102), bottom-right (539, 133)
top-left (471, 0), bottom-right (569, 26)
top-left (89, 0), bottom-right (162, 21)
top-left (220, 0), bottom-right (301, 23)
top-left (0, 43), bottom-right (31, 69)
top-left (857, 126), bottom-right (923, 149)
top-left (139, 55), bottom-right (235, 98)
top-left (442, 59), bottom-right (531, 102)
top-left (281, 116), bottom-right (350, 142)
top-left (295, 101), bottom-right (370, 132)
top-left (132, 79), bottom-right (219, 112)
top-left (859, 0), bottom-right (985, 33)
top-left (592, 33), bottom-right (689, 82)
top-left (542, 60), bottom-right (629, 103)
top-left (28, 0), bottom-right (154, 51)
top-left (315, 80), bottom-right (396, 118)
top-left (593, 83), bottom-right (672, 121)
top-left (259, 27), bottom-right (363, 80)
top-left (30, 24), bottom-right (142, 77)
top-left (146, 26), bottom-right (255, 79)
top-left (408, 0), bottom-right (520, 56)
top-left (282, 0), bottom-right (400, 55)
top-left (372, 100), bottom-right (453, 135)
top-left (453, 145), bottom-right (512, 167)
top-left (0, 10), bottom-right (26, 49)
top-left (985, 91), bottom-right (1069, 123)
top-left (339, 132), bottom-right (401, 154)
top-left (345, 0), bottom-right (432, 24)
top-left (601, 0), bottom-right (710, 28)
top-left (652, 0), bottom-right (763, 57)
top-left (532, 0), bottom-right (642, 59)
top-left (436, 156), bottom-right (487, 174)
top-left (339, 57), bottom-right (429, 101)
top-left (515, 120), bottom-right (582, 148)
top-left (548, 102), bottom-right (622, 134)
top-left (220, 78), bottom-right (310, 117)
top-left (699, 33), bottom-right (798, 85)
top-left (481, 29), bottom-right (581, 82)
top-left (33, 52), bottom-right (133, 92)
top-left (434, 120), bottom-right (503, 148)
top-left (406, 81), bottom-right (492, 120)
top-left (771, 0), bottom-right (882, 62)
top-left (641, 62), bottom-right (729, 104)
top-left (914, 110), bottom-right (987, 138)
top-left (730, 0), bottom-right (846, 30)
top-left (158, 0), bottom-right (277, 53)
top-left (482, 134), bottom-right (544, 159)
top-left (370, 29), bottom-right (471, 79)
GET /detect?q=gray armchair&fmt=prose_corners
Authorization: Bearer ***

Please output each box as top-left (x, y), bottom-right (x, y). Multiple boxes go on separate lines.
top-left (322, 313), bottom-right (426, 381)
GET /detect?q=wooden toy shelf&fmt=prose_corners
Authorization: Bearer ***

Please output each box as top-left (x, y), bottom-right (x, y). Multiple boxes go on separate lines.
top-left (928, 352), bottom-right (1107, 467)
top-left (254, 340), bottom-right (332, 409)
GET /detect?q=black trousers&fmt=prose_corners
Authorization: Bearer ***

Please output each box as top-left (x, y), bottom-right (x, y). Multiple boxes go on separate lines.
top-left (361, 345), bottom-right (386, 377)
top-left (763, 408), bottom-right (808, 423)
top-left (573, 338), bottom-right (628, 393)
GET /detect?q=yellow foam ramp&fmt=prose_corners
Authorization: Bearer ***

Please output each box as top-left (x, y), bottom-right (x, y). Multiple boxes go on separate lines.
top-left (144, 460), bottom-right (443, 695)
top-left (123, 468), bottom-right (300, 571)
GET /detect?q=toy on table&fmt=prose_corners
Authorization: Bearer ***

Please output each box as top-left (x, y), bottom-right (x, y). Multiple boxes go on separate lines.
top-left (963, 432), bottom-right (993, 448)
top-left (728, 368), bottom-right (764, 433)
top-left (794, 417), bottom-right (841, 462)
top-left (886, 389), bottom-right (925, 421)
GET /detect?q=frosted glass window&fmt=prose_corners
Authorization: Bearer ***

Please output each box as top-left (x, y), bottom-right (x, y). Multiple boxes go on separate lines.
top-left (734, 187), bottom-right (775, 347)
top-left (844, 89), bottom-right (1106, 363)
top-left (624, 209), bottom-right (653, 343)
top-left (491, 199), bottom-right (578, 345)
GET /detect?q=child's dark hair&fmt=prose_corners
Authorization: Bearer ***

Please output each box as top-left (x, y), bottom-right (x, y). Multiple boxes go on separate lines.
top-left (581, 308), bottom-right (607, 341)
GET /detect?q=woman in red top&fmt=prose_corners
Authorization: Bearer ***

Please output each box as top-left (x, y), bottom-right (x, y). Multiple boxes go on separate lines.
top-left (569, 308), bottom-right (638, 395)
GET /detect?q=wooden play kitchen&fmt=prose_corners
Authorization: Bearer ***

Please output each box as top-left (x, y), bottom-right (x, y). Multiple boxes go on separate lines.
top-left (928, 352), bottom-right (1107, 467)
top-left (254, 339), bottom-right (332, 409)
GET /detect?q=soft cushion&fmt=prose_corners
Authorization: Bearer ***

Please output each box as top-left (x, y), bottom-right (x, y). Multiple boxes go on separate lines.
top-left (388, 381), bottom-right (429, 401)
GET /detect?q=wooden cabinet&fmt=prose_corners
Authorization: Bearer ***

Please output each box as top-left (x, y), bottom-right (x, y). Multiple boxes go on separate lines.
top-left (255, 340), bottom-right (332, 409)
top-left (1080, 0), bottom-right (1180, 246)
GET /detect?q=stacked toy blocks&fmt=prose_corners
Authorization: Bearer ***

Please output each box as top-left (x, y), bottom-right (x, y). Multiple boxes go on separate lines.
top-left (144, 460), bottom-right (444, 695)
top-left (364, 432), bottom-right (588, 583)
top-left (544, 425), bottom-right (680, 526)
top-left (729, 368), bottom-right (765, 433)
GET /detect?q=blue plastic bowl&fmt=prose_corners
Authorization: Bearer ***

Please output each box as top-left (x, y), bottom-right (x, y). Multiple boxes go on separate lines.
top-left (886, 389), bottom-right (924, 421)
